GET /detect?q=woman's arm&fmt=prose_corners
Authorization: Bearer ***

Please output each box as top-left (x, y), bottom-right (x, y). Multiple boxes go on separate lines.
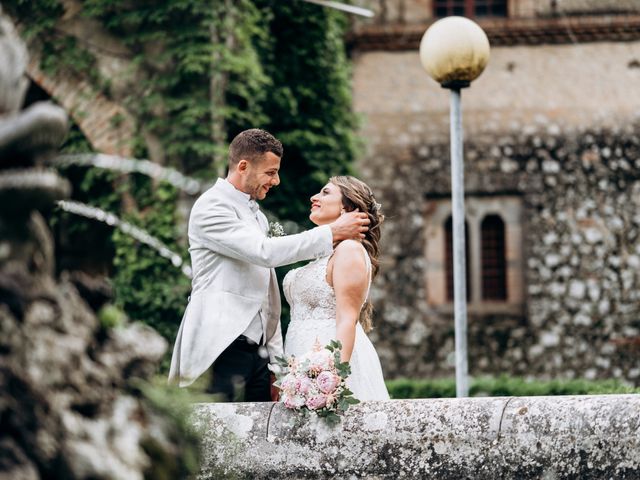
top-left (330, 240), bottom-right (369, 362)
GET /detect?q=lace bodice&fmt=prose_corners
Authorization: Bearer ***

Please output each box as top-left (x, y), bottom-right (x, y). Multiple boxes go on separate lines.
top-left (283, 251), bottom-right (372, 347)
top-left (285, 256), bottom-right (332, 359)
top-left (284, 255), bottom-right (337, 339)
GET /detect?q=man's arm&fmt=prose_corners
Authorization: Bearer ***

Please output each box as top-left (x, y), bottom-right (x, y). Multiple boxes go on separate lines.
top-left (193, 205), bottom-right (332, 268)
top-left (192, 202), bottom-right (369, 268)
top-left (266, 313), bottom-right (284, 402)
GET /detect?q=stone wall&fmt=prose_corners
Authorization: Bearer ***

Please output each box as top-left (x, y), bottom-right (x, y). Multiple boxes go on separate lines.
top-left (352, 25), bottom-right (640, 384)
top-left (363, 120), bottom-right (640, 383)
top-left (194, 395), bottom-right (640, 479)
top-left (353, 42), bottom-right (640, 141)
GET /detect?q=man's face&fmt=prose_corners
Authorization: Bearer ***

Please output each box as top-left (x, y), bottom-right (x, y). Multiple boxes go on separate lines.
top-left (243, 152), bottom-right (281, 200)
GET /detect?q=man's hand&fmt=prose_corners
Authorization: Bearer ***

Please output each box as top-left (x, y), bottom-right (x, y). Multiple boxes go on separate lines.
top-left (329, 210), bottom-right (370, 242)
top-left (270, 373), bottom-right (279, 402)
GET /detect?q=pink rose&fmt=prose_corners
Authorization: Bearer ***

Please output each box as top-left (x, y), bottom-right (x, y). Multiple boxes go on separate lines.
top-left (316, 371), bottom-right (340, 394)
top-left (306, 350), bottom-right (334, 375)
top-left (280, 373), bottom-right (297, 393)
top-left (297, 376), bottom-right (313, 395)
top-left (283, 394), bottom-right (305, 409)
top-left (306, 394), bottom-right (327, 410)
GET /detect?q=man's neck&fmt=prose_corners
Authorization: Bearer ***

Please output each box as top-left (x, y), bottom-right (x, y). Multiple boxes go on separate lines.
top-left (225, 173), bottom-right (248, 196)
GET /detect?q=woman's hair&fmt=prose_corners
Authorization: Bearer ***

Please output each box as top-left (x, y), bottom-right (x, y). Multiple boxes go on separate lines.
top-left (330, 175), bottom-right (384, 332)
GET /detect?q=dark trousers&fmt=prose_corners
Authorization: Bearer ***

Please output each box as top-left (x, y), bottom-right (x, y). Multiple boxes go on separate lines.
top-left (208, 335), bottom-right (270, 402)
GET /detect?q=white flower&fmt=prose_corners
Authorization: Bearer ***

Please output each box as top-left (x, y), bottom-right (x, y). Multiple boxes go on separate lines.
top-left (268, 221), bottom-right (285, 237)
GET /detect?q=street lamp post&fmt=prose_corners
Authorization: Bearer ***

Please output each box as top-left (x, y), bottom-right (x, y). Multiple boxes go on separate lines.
top-left (419, 17), bottom-right (490, 397)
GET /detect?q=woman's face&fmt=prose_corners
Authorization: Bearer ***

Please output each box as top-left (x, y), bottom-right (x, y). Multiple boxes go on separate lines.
top-left (309, 182), bottom-right (344, 225)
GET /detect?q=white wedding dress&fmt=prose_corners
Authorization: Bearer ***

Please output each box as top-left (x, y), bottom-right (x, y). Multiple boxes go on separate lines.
top-left (283, 251), bottom-right (389, 401)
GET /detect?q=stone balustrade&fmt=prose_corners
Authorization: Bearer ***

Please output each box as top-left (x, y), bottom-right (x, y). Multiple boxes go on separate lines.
top-left (193, 394), bottom-right (640, 479)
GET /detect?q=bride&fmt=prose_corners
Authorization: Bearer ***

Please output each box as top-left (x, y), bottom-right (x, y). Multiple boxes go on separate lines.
top-left (283, 176), bottom-right (389, 401)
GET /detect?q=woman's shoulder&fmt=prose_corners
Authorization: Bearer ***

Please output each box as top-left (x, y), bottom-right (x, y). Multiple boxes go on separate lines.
top-left (333, 240), bottom-right (368, 270)
top-left (336, 238), bottom-right (366, 252)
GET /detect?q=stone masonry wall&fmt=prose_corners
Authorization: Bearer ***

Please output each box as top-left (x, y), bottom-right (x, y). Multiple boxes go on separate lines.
top-left (353, 43), bottom-right (640, 139)
top-left (352, 36), bottom-right (640, 385)
top-left (194, 395), bottom-right (640, 479)
top-left (362, 120), bottom-right (640, 384)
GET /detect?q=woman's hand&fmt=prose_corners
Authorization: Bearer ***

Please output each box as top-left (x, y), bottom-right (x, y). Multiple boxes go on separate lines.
top-left (270, 373), bottom-right (279, 401)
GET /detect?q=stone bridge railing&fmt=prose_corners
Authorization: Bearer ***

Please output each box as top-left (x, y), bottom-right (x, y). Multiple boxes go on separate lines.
top-left (193, 394), bottom-right (640, 479)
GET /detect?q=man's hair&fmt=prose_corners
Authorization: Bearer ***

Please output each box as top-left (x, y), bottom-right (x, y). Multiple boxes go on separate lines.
top-left (228, 129), bottom-right (283, 169)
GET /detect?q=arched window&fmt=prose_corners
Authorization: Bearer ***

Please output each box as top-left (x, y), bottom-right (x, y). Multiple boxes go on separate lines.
top-left (444, 216), bottom-right (471, 301)
top-left (425, 196), bottom-right (522, 310)
top-left (481, 214), bottom-right (507, 300)
top-left (434, 0), bottom-right (508, 18)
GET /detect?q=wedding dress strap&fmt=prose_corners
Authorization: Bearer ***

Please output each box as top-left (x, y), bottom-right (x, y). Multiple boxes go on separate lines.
top-left (362, 248), bottom-right (372, 275)
top-left (361, 248), bottom-right (372, 303)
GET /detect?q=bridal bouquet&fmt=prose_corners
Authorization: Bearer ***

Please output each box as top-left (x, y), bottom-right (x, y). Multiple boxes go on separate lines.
top-left (274, 340), bottom-right (360, 425)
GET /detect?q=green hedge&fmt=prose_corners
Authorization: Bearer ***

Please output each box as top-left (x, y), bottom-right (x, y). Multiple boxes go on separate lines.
top-left (386, 376), bottom-right (640, 399)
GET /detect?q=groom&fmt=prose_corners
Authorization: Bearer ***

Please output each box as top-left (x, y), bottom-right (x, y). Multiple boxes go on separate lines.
top-left (168, 128), bottom-right (369, 401)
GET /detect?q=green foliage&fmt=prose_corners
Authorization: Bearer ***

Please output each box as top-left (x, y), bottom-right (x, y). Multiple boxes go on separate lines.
top-left (5, 0), bottom-right (63, 39)
top-left (255, 0), bottom-right (360, 225)
top-left (98, 303), bottom-right (126, 329)
top-left (41, 36), bottom-right (100, 84)
top-left (134, 377), bottom-right (203, 480)
top-left (327, 340), bottom-right (352, 377)
top-left (111, 179), bottom-right (191, 365)
top-left (16, 0), bottom-right (361, 370)
top-left (49, 126), bottom-right (120, 271)
top-left (6, 1), bottom-right (100, 85)
top-left (386, 375), bottom-right (640, 399)
top-left (81, 0), bottom-right (270, 174)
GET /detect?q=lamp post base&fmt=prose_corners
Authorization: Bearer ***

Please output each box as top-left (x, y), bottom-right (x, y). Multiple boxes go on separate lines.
top-left (442, 79), bottom-right (470, 89)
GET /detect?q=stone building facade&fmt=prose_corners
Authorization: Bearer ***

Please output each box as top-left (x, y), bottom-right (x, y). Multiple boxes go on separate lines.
top-left (349, 0), bottom-right (640, 383)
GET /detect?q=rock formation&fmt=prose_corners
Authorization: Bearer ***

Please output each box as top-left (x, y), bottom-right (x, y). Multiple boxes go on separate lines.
top-left (0, 9), bottom-right (197, 479)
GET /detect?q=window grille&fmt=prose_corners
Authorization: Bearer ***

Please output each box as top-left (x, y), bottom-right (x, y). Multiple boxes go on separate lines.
top-left (433, 0), bottom-right (507, 18)
top-left (481, 214), bottom-right (507, 300)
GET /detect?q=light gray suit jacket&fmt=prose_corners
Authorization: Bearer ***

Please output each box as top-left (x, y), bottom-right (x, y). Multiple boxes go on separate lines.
top-left (168, 178), bottom-right (333, 386)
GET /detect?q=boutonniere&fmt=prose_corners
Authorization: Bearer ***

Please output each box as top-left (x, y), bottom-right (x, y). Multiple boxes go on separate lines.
top-left (268, 221), bottom-right (285, 237)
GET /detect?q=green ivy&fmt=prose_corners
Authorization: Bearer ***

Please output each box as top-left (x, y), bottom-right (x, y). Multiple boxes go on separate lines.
top-left (13, 0), bottom-right (360, 365)
top-left (7, 0), bottom-right (63, 39)
top-left (111, 180), bottom-right (191, 368)
top-left (255, 0), bottom-right (360, 225)
top-left (81, 0), bottom-right (270, 175)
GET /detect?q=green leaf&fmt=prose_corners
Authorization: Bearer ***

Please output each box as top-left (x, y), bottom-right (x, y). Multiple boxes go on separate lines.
top-left (275, 355), bottom-right (290, 367)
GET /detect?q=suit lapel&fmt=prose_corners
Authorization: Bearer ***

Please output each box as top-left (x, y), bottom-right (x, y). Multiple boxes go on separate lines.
top-left (265, 269), bottom-right (281, 340)
top-left (213, 179), bottom-right (266, 234)
top-left (256, 211), bottom-right (269, 234)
